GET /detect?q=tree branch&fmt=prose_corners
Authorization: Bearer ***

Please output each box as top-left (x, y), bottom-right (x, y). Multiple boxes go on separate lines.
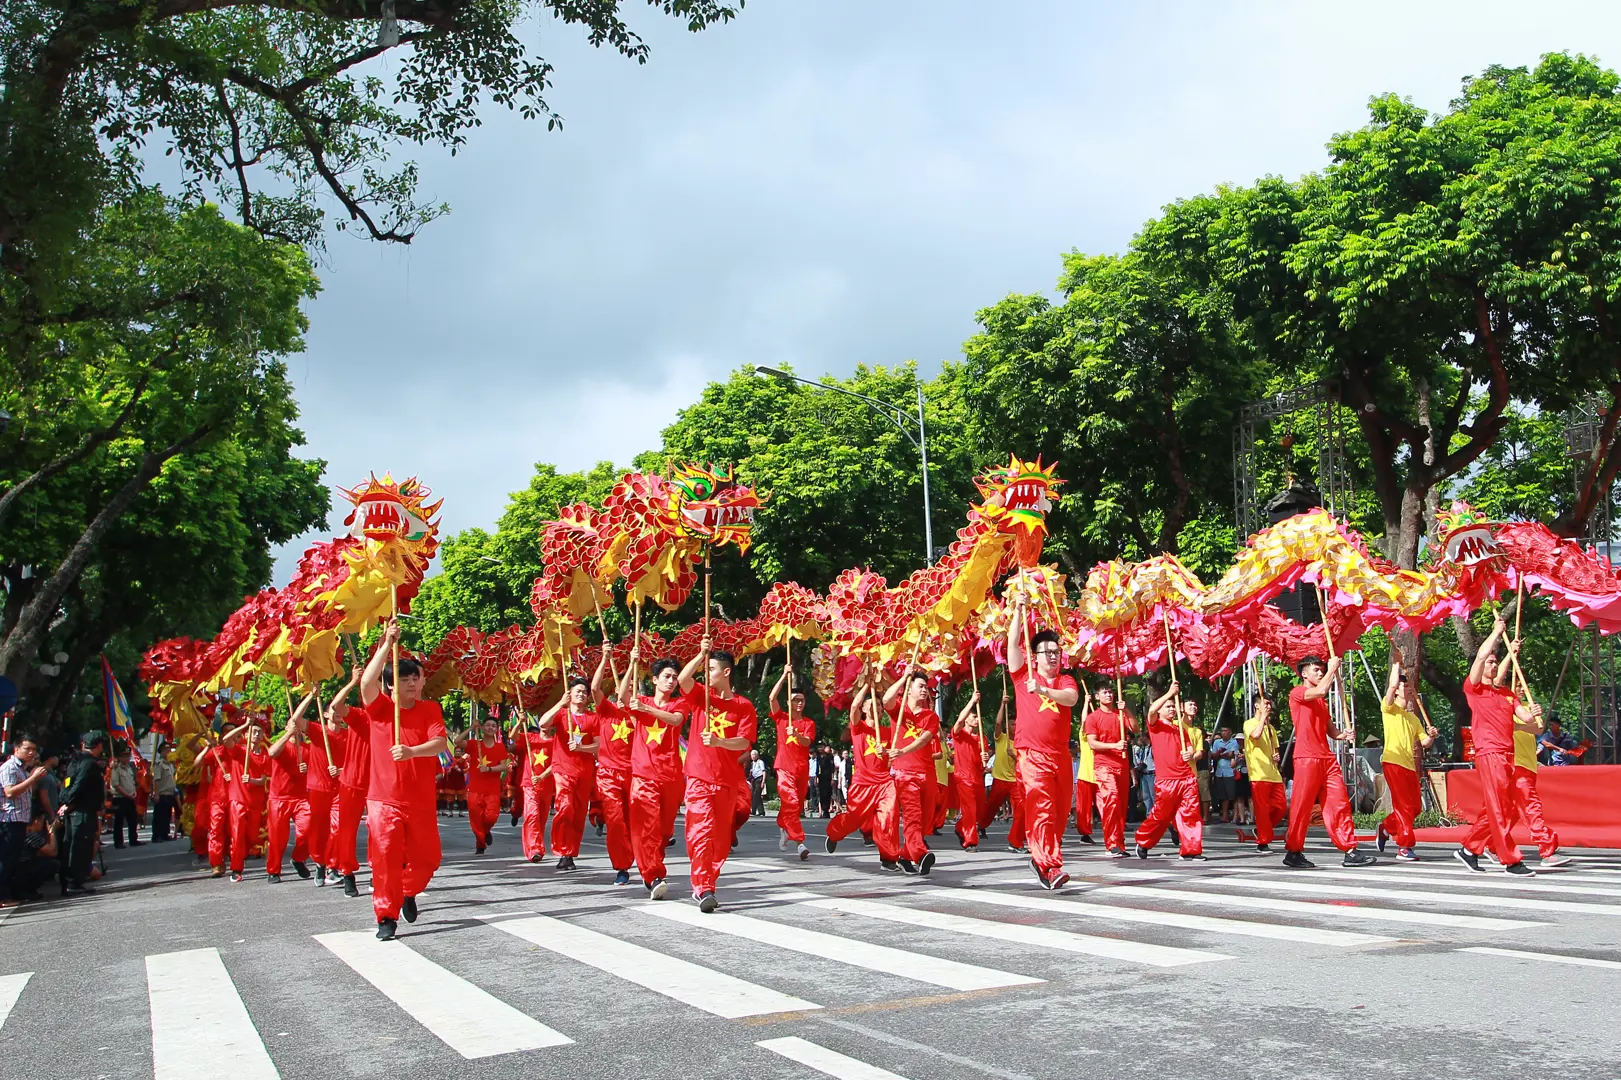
top-left (1432, 292), bottom-right (1512, 479)
top-left (0, 374), bottom-right (150, 529)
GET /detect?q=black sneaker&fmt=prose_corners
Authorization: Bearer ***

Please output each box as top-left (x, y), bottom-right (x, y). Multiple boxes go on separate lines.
top-left (1078, 833), bottom-right (1095, 845)
top-left (509, 814), bottom-right (519, 827)
top-left (1029, 857), bottom-right (1047, 885)
top-left (1133, 843), bottom-right (1149, 860)
top-left (1504, 861), bottom-right (1537, 877)
top-left (476, 844), bottom-right (486, 855)
top-left (485, 831), bottom-right (495, 848)
top-left (1453, 848), bottom-right (1484, 873)
top-left (1375, 826), bottom-right (1388, 853)
top-left (824, 836), bottom-right (838, 854)
top-left (698, 891), bottom-right (719, 913)
top-left (1179, 853), bottom-right (1208, 862)
top-left (1256, 843), bottom-right (1271, 853)
top-left (529, 854), bottom-right (542, 864)
top-left (649, 878), bottom-right (668, 901)
top-left (401, 895), bottom-right (419, 923)
top-left (862, 834), bottom-right (875, 846)
top-left (614, 870), bottom-right (630, 886)
top-left (267, 873), bottom-right (282, 883)
top-left (880, 858), bottom-right (901, 872)
top-left (376, 919), bottom-right (398, 941)
top-left (316, 867), bottom-right (328, 888)
top-left (1281, 850), bottom-right (1315, 869)
top-left (1008, 844), bottom-right (1029, 854)
top-left (666, 836), bottom-right (676, 848)
top-left (899, 859), bottom-right (919, 875)
top-left (1107, 847), bottom-right (1127, 858)
top-left (342, 873), bottom-right (359, 897)
top-left (1343, 849), bottom-right (1377, 867)
top-left (919, 851), bottom-right (936, 876)
top-left (559, 855), bottom-right (577, 871)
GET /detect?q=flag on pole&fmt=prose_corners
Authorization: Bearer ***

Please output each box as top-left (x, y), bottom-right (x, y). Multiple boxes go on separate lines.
top-left (101, 655), bottom-right (135, 746)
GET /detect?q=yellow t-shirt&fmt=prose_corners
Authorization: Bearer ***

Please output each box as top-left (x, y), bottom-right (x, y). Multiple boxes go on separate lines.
top-left (1243, 717), bottom-right (1282, 783)
top-left (1513, 729), bottom-right (1539, 773)
top-left (935, 746), bottom-right (950, 785)
top-left (1077, 736), bottom-right (1095, 784)
top-left (991, 732), bottom-right (1016, 782)
top-left (1380, 701), bottom-right (1424, 770)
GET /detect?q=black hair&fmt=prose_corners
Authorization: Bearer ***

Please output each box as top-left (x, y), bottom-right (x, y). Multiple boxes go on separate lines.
top-left (906, 670), bottom-right (929, 687)
top-left (382, 656), bottom-right (424, 688)
top-left (83, 731), bottom-right (108, 751)
top-left (710, 650), bottom-right (735, 673)
top-left (1297, 655), bottom-right (1325, 676)
top-left (113, 741), bottom-right (132, 756)
top-left (650, 658), bottom-right (679, 678)
top-left (566, 675), bottom-right (590, 691)
top-left (1031, 629), bottom-right (1061, 652)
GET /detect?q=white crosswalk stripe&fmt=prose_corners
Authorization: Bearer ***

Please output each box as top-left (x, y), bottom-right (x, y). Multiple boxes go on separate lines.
top-left (486, 913), bottom-right (823, 1018)
top-left (1191, 873), bottom-right (1621, 915)
top-left (925, 887), bottom-right (1392, 947)
top-left (146, 948), bottom-right (281, 1080)
top-left (1094, 884), bottom-right (1546, 930)
top-left (758, 1036), bottom-right (913, 1079)
top-left (636, 902), bottom-right (1043, 991)
top-left (0, 972), bottom-right (31, 1033)
top-left (1458, 946), bottom-right (1621, 970)
top-left (1214, 864), bottom-right (1621, 900)
top-left (799, 896), bottom-right (1230, 967)
top-left (314, 931), bottom-right (572, 1058)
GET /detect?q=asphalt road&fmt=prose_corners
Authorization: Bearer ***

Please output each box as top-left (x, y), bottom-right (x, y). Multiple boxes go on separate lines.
top-left (3, 811), bottom-right (1619, 1080)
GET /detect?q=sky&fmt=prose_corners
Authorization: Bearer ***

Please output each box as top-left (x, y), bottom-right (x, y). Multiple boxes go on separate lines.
top-left (272, 0), bottom-right (1621, 580)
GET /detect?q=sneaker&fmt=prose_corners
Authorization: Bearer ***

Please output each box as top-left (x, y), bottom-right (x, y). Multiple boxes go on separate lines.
top-left (1047, 870), bottom-right (1070, 891)
top-left (375, 919), bottom-right (398, 941)
top-left (1343, 849), bottom-right (1377, 867)
top-left (316, 867), bottom-right (328, 888)
top-left (267, 873), bottom-right (282, 883)
top-left (343, 873), bottom-right (359, 897)
top-left (1453, 848), bottom-right (1484, 873)
top-left (1107, 847), bottom-right (1128, 858)
top-left (649, 878), bottom-right (668, 901)
top-left (779, 829), bottom-right (790, 851)
top-left (1256, 843), bottom-right (1272, 853)
top-left (1540, 853), bottom-right (1574, 868)
top-left (1395, 847), bottom-right (1419, 862)
top-left (596, 823), bottom-right (605, 837)
top-left (614, 870), bottom-right (630, 886)
top-left (229, 871), bottom-right (243, 883)
top-left (824, 836), bottom-right (838, 854)
top-left (798, 843), bottom-right (810, 862)
top-left (862, 834), bottom-right (875, 847)
top-left (1504, 861), bottom-right (1536, 877)
top-left (1179, 853), bottom-right (1208, 862)
top-left (1077, 833), bottom-right (1095, 846)
top-left (880, 858), bottom-right (901, 872)
top-left (899, 859), bottom-right (919, 875)
top-left (964, 844), bottom-right (978, 852)
top-left (1008, 844), bottom-right (1029, 854)
top-left (1375, 825), bottom-right (1388, 853)
top-left (919, 851), bottom-right (935, 876)
top-left (1133, 843), bottom-right (1149, 860)
top-left (1029, 857), bottom-right (1046, 885)
top-left (485, 831), bottom-right (494, 848)
top-left (698, 891), bottom-right (719, 913)
top-left (475, 844), bottom-right (486, 856)
top-left (666, 836), bottom-right (676, 848)
top-left (529, 854), bottom-right (543, 864)
top-left (1281, 851), bottom-right (1315, 869)
top-left (509, 813), bottom-right (519, 827)
top-left (210, 866), bottom-right (225, 879)
top-left (557, 856), bottom-right (576, 872)
top-left (402, 895), bottom-right (418, 923)
top-left (293, 861), bottom-right (311, 880)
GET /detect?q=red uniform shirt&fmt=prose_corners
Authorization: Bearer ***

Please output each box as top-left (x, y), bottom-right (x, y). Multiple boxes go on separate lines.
top-left (951, 728), bottom-right (984, 780)
top-left (466, 739), bottom-right (509, 796)
top-left (849, 709), bottom-right (892, 784)
top-left (306, 726), bottom-right (343, 793)
top-left (1011, 665), bottom-right (1078, 754)
top-left (226, 746), bottom-right (268, 804)
top-left (267, 739), bottom-right (308, 799)
top-left (1083, 708), bottom-right (1130, 769)
top-left (1464, 678), bottom-right (1517, 755)
top-left (200, 746), bottom-right (229, 802)
top-left (1288, 684), bottom-right (1334, 760)
top-left (885, 701), bottom-right (940, 778)
top-left (517, 731), bottom-right (552, 783)
top-left (683, 689), bottom-right (757, 785)
top-left (339, 719), bottom-right (371, 791)
top-left (551, 709), bottom-right (600, 780)
top-left (772, 710), bottom-right (817, 773)
top-left (1148, 715), bottom-right (1193, 782)
top-left (630, 694), bottom-right (688, 781)
top-left (595, 701), bottom-right (636, 772)
top-left (360, 695), bottom-right (448, 808)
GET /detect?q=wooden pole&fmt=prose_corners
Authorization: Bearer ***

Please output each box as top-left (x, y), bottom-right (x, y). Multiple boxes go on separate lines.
top-left (390, 583), bottom-right (401, 746)
top-left (314, 685), bottom-right (333, 760)
top-left (631, 601), bottom-right (643, 689)
top-left (1161, 610), bottom-right (1186, 751)
top-left (1508, 579), bottom-right (1536, 706)
top-left (702, 546), bottom-right (712, 728)
top-left (592, 587), bottom-right (620, 683)
top-left (892, 637), bottom-right (925, 751)
top-left (973, 672), bottom-right (984, 744)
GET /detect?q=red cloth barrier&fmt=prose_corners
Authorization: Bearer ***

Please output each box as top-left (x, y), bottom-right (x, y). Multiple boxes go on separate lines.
top-left (1419, 765), bottom-right (1621, 849)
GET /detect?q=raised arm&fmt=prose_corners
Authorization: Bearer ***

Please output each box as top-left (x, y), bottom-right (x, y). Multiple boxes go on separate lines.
top-left (1302, 656), bottom-right (1341, 701)
top-left (1147, 682), bottom-right (1179, 723)
top-left (360, 623), bottom-right (398, 706)
top-left (882, 669), bottom-right (908, 712)
top-left (1384, 662), bottom-right (1402, 706)
top-left (953, 689), bottom-right (981, 733)
top-left (769, 666), bottom-right (788, 715)
top-left (677, 636), bottom-right (710, 697)
top-left (1469, 614), bottom-right (1508, 686)
top-left (536, 696), bottom-right (567, 737)
top-left (1005, 597), bottom-right (1026, 674)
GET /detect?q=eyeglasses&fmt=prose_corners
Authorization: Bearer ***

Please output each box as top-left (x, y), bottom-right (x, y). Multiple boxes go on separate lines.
top-left (1035, 648), bottom-right (1062, 658)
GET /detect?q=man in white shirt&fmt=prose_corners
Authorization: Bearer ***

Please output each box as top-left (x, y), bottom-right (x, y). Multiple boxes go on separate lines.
top-left (151, 743), bottom-right (180, 841)
top-left (109, 743), bottom-right (142, 848)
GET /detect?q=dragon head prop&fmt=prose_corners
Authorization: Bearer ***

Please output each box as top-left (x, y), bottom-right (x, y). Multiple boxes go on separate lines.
top-left (665, 463), bottom-right (761, 553)
top-left (341, 473), bottom-right (442, 552)
top-left (974, 456), bottom-right (1062, 568)
top-left (1436, 501), bottom-right (1505, 568)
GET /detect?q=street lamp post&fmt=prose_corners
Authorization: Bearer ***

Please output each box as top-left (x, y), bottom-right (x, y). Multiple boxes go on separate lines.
top-left (756, 366), bottom-right (935, 565)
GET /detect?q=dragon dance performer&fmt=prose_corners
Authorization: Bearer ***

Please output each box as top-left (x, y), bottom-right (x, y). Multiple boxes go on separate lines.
top-left (678, 642), bottom-right (757, 912)
top-left (466, 715), bottom-right (511, 856)
top-left (1073, 719), bottom-right (1097, 845)
top-left (537, 654), bottom-right (608, 873)
top-left (977, 699), bottom-right (1025, 850)
top-left (769, 668), bottom-right (816, 862)
top-left (334, 667), bottom-right (373, 898)
top-left (196, 723), bottom-right (243, 878)
top-left (1083, 683), bottom-right (1135, 857)
top-left (303, 690), bottom-right (346, 887)
top-left (357, 621), bottom-right (450, 940)
top-left (620, 650), bottom-right (689, 898)
top-left (931, 740), bottom-right (950, 835)
top-left (825, 680), bottom-right (900, 866)
top-left (882, 667), bottom-right (942, 875)
top-left (1455, 615), bottom-right (1541, 876)
top-left (264, 695), bottom-right (314, 883)
top-left (1133, 683), bottom-right (1205, 860)
top-left (1007, 599), bottom-right (1079, 891)
top-left (221, 721), bottom-right (269, 883)
top-left (594, 669), bottom-right (641, 886)
top-left (1283, 655), bottom-right (1375, 868)
top-left (1508, 707), bottom-right (1571, 868)
top-left (1242, 696), bottom-right (1286, 852)
top-left (950, 691), bottom-right (985, 850)
top-left (515, 713), bottom-right (554, 864)
top-left (1375, 663), bottom-right (1436, 862)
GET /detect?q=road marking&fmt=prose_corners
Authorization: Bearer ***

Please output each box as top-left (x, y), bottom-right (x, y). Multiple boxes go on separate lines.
top-left (927, 888), bottom-right (1390, 947)
top-left (1095, 885), bottom-right (1544, 930)
top-left (488, 914), bottom-right (821, 1018)
top-left (1199, 874), bottom-right (1621, 915)
top-left (1210, 864), bottom-right (1621, 900)
top-left (146, 948), bottom-right (280, 1080)
top-left (815, 1017), bottom-right (1039, 1080)
top-left (800, 897), bottom-right (1227, 968)
top-left (1460, 946), bottom-right (1621, 970)
top-left (636, 903), bottom-right (1042, 991)
top-left (0, 972), bottom-right (31, 1032)
top-left (314, 931), bottom-right (570, 1058)
top-left (758, 1036), bottom-right (911, 1079)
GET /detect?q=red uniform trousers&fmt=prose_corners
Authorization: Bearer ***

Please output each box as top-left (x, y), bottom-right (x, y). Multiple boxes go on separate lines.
top-left (1250, 779), bottom-right (1287, 846)
top-left (893, 774), bottom-right (933, 862)
top-left (467, 789), bottom-right (501, 845)
top-left (596, 767), bottom-right (634, 871)
top-left (930, 779), bottom-right (947, 833)
top-left (1016, 749), bottom-right (1071, 874)
top-left (190, 787), bottom-right (211, 857)
top-left (367, 799), bottom-right (442, 922)
top-left (551, 772), bottom-right (591, 858)
top-left (1093, 762), bottom-right (1130, 851)
top-left (247, 792), bottom-right (267, 856)
top-left (226, 799), bottom-right (259, 874)
top-left (333, 784), bottom-right (367, 875)
top-left (660, 775), bottom-right (682, 843)
top-left (685, 777), bottom-right (734, 895)
top-left (1511, 766), bottom-right (1559, 858)
top-left (776, 768), bottom-right (808, 842)
top-left (1380, 763), bottom-right (1421, 849)
top-left (521, 776), bottom-right (554, 860)
top-left (305, 787), bottom-right (335, 869)
top-left (1073, 778), bottom-right (1097, 837)
top-left (1135, 776), bottom-right (1203, 854)
top-left (953, 769), bottom-right (983, 848)
top-left (266, 796), bottom-right (310, 875)
top-left (730, 779), bottom-right (751, 847)
top-left (980, 777), bottom-right (1025, 847)
top-left (631, 774), bottom-right (678, 884)
top-left (206, 792), bottom-right (230, 869)
top-left (827, 778), bottom-right (899, 861)
top-left (1285, 756), bottom-right (1357, 853)
top-left (1461, 751), bottom-right (1524, 865)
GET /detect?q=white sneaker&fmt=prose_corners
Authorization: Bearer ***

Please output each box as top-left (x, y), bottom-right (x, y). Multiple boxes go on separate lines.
top-left (778, 829), bottom-right (790, 851)
top-left (797, 843), bottom-right (810, 862)
top-left (1540, 853), bottom-right (1574, 868)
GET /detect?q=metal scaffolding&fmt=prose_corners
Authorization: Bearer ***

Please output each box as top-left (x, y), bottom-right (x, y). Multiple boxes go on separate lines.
top-left (1563, 399), bottom-right (1619, 764)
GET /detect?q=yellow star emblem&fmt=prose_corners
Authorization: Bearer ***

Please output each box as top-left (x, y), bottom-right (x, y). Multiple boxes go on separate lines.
top-left (903, 725), bottom-right (922, 742)
top-left (1036, 695), bottom-right (1061, 713)
top-left (610, 718), bottom-right (633, 743)
top-left (531, 748), bottom-right (549, 767)
top-left (645, 721), bottom-right (669, 746)
top-left (706, 710), bottom-right (736, 738)
top-left (863, 738), bottom-right (884, 757)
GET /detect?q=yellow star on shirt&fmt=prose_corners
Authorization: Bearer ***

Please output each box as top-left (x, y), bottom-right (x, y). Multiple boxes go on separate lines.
top-left (531, 748), bottom-right (549, 768)
top-left (903, 725), bottom-right (922, 742)
top-left (644, 721), bottom-right (669, 746)
top-left (1036, 695), bottom-right (1061, 714)
top-left (610, 718), bottom-right (633, 743)
top-left (706, 710), bottom-right (736, 738)
top-left (863, 739), bottom-right (885, 757)
top-left (786, 729), bottom-right (806, 746)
